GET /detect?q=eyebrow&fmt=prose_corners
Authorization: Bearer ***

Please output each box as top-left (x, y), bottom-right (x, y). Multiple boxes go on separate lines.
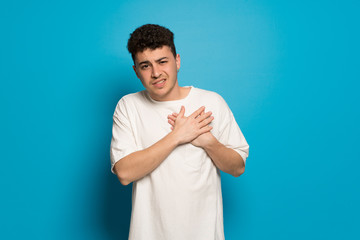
top-left (138, 57), bottom-right (168, 66)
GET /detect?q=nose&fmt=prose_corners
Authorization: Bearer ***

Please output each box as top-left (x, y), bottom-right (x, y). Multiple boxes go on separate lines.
top-left (151, 64), bottom-right (161, 78)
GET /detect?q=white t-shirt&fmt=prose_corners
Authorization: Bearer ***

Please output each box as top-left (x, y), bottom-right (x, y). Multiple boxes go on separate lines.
top-left (110, 86), bottom-right (249, 240)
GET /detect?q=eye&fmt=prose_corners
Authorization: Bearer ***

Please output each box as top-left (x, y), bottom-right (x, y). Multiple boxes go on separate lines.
top-left (159, 60), bottom-right (168, 64)
top-left (140, 64), bottom-right (149, 70)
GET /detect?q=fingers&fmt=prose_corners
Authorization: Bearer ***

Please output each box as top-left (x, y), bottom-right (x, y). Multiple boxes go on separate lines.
top-left (168, 107), bottom-right (212, 126)
top-left (197, 111), bottom-right (212, 123)
top-left (190, 106), bottom-right (205, 118)
top-left (168, 106), bottom-right (213, 137)
top-left (199, 125), bottom-right (213, 135)
top-left (198, 115), bottom-right (214, 128)
top-left (167, 118), bottom-right (175, 127)
top-left (194, 111), bottom-right (204, 119)
top-left (178, 106), bottom-right (185, 117)
top-left (168, 114), bottom-right (176, 122)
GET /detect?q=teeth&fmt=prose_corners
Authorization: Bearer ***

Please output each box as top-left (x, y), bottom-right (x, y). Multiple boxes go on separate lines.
top-left (155, 80), bottom-right (165, 84)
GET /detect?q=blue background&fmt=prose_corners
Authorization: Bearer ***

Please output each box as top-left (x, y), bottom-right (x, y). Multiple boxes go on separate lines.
top-left (1, 0), bottom-right (359, 239)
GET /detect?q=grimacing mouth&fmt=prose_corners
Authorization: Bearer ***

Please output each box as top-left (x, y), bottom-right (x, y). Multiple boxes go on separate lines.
top-left (152, 78), bottom-right (166, 85)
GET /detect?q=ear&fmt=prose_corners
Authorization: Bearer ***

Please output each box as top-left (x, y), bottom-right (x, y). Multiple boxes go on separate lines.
top-left (132, 65), bottom-right (140, 79)
top-left (175, 54), bottom-right (181, 71)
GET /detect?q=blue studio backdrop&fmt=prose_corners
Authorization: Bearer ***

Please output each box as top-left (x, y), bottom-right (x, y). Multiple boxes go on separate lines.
top-left (1, 0), bottom-right (359, 239)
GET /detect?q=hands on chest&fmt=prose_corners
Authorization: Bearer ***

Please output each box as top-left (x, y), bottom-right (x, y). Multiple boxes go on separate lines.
top-left (167, 106), bottom-right (217, 148)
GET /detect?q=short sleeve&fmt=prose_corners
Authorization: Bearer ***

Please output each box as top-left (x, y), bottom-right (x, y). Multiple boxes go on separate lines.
top-left (110, 98), bottom-right (138, 174)
top-left (218, 100), bottom-right (249, 165)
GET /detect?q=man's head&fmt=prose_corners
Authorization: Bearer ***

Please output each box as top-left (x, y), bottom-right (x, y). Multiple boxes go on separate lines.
top-left (127, 24), bottom-right (176, 63)
top-left (127, 24), bottom-right (182, 101)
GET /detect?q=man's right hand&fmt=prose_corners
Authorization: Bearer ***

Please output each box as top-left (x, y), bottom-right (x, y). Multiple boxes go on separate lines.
top-left (169, 106), bottom-right (214, 145)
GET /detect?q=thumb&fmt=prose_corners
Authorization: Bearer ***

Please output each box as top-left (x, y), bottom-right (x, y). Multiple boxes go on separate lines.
top-left (178, 106), bottom-right (185, 117)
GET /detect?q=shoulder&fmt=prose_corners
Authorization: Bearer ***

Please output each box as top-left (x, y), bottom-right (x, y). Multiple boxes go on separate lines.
top-left (192, 87), bottom-right (228, 106)
top-left (114, 91), bottom-right (147, 115)
top-left (116, 90), bottom-right (148, 107)
top-left (119, 91), bottom-right (146, 103)
top-left (191, 87), bottom-right (233, 121)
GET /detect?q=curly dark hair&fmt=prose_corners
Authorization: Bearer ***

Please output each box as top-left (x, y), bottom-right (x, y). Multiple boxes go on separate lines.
top-left (127, 24), bottom-right (176, 62)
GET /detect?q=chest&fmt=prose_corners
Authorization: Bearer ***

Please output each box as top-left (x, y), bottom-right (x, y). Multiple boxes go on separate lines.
top-left (127, 102), bottom-right (223, 149)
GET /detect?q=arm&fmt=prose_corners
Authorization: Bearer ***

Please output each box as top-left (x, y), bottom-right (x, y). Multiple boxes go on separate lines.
top-left (113, 132), bottom-right (178, 185)
top-left (201, 134), bottom-right (245, 177)
top-left (114, 106), bottom-right (213, 185)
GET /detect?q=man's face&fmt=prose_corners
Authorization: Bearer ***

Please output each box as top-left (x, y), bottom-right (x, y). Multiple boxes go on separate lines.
top-left (133, 46), bottom-right (181, 101)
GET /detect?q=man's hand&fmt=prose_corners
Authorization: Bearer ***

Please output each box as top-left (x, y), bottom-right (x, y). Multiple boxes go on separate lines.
top-left (168, 106), bottom-right (245, 177)
top-left (169, 106), bottom-right (214, 145)
top-left (168, 106), bottom-right (216, 148)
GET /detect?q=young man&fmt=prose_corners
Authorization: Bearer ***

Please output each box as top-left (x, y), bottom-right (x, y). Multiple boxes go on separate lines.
top-left (110, 24), bottom-right (249, 240)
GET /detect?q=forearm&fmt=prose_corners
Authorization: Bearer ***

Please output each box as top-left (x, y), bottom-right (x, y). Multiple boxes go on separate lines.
top-left (203, 136), bottom-right (245, 177)
top-left (114, 132), bottom-right (179, 185)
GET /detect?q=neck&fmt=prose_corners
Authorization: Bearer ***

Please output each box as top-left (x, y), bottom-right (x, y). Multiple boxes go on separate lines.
top-left (150, 85), bottom-right (191, 102)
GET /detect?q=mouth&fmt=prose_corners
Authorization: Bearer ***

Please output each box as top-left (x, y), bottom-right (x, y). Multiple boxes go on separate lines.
top-left (152, 79), bottom-right (166, 88)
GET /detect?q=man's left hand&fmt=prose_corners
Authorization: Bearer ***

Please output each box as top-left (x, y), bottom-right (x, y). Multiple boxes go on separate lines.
top-left (167, 109), bottom-right (216, 148)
